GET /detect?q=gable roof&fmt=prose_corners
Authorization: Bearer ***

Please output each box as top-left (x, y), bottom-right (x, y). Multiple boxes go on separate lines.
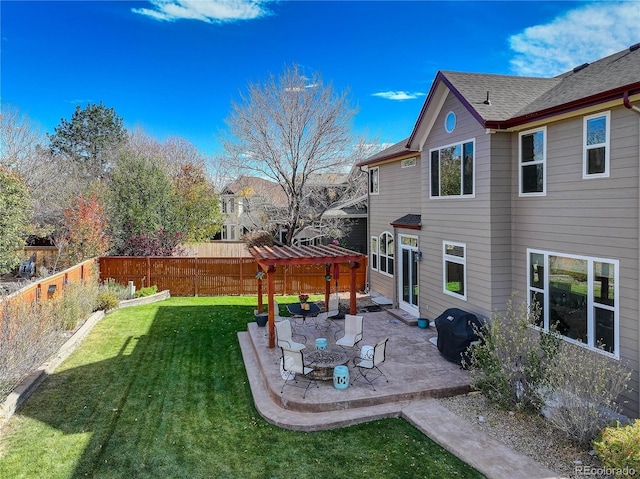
top-left (405, 43), bottom-right (640, 150)
top-left (222, 176), bottom-right (288, 208)
top-left (358, 137), bottom-right (418, 167)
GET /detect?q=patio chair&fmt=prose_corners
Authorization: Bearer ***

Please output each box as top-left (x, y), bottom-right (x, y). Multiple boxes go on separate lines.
top-left (351, 337), bottom-right (389, 390)
top-left (275, 319), bottom-right (306, 351)
top-left (280, 347), bottom-right (319, 398)
top-left (334, 314), bottom-right (363, 353)
top-left (314, 292), bottom-right (340, 330)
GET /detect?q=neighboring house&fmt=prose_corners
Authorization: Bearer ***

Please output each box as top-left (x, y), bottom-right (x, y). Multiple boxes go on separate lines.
top-left (217, 176), bottom-right (288, 241)
top-left (358, 44), bottom-right (640, 417)
top-left (321, 194), bottom-right (368, 253)
top-left (219, 169), bottom-right (367, 251)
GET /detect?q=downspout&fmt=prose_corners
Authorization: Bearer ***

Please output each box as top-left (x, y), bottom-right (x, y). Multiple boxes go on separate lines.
top-left (626, 90), bottom-right (640, 417)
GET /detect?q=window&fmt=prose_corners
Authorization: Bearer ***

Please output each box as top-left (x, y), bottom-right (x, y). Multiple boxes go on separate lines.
top-left (369, 167), bottom-right (379, 195)
top-left (370, 236), bottom-right (379, 271)
top-left (445, 111), bottom-right (456, 133)
top-left (228, 198), bottom-right (235, 213)
top-left (528, 249), bottom-right (618, 357)
top-left (443, 241), bottom-right (466, 299)
top-left (379, 232), bottom-right (394, 276)
top-left (583, 112), bottom-right (610, 178)
top-left (519, 127), bottom-right (546, 195)
top-left (221, 199), bottom-right (227, 214)
top-left (430, 140), bottom-right (474, 197)
top-left (221, 225), bottom-right (229, 240)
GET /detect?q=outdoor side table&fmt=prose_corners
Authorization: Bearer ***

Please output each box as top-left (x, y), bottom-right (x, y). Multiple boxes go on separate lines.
top-left (333, 365), bottom-right (349, 390)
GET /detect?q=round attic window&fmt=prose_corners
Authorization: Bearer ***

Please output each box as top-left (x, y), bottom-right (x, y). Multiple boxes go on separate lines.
top-left (445, 111), bottom-right (456, 133)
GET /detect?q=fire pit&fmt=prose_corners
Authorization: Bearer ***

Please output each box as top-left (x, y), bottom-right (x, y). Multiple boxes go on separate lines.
top-left (305, 348), bottom-right (349, 380)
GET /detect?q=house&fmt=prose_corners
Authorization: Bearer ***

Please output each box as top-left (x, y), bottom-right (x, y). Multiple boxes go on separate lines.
top-left (218, 169), bottom-right (368, 252)
top-left (358, 44), bottom-right (640, 417)
top-left (216, 176), bottom-right (288, 241)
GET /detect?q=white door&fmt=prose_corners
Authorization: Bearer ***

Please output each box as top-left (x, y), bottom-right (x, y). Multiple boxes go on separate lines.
top-left (398, 235), bottom-right (419, 315)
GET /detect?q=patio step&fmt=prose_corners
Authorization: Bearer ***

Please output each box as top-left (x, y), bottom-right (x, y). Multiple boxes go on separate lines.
top-left (385, 308), bottom-right (419, 326)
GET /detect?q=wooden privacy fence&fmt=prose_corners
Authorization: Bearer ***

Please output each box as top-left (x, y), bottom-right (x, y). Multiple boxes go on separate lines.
top-left (1, 258), bottom-right (96, 305)
top-left (98, 256), bottom-right (368, 296)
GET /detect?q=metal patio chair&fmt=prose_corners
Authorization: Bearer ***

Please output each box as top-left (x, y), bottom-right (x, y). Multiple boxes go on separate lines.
top-left (351, 337), bottom-right (389, 390)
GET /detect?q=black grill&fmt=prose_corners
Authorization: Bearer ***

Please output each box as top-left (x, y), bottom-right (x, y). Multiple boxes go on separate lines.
top-left (435, 308), bottom-right (485, 366)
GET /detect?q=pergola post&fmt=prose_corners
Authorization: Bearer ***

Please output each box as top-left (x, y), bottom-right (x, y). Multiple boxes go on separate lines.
top-left (350, 262), bottom-right (360, 315)
top-left (267, 266), bottom-right (276, 349)
top-left (324, 264), bottom-right (331, 310)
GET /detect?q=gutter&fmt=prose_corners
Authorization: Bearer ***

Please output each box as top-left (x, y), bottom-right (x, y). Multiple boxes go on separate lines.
top-left (624, 90), bottom-right (640, 116)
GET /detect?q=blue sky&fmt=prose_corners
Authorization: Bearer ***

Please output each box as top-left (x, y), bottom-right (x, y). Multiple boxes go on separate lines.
top-left (2, 1), bottom-right (639, 157)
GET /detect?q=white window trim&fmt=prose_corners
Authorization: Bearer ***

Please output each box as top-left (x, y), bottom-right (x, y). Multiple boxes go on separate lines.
top-left (369, 167), bottom-right (379, 195)
top-left (527, 248), bottom-right (620, 359)
top-left (378, 231), bottom-right (394, 278)
top-left (429, 138), bottom-right (476, 199)
top-left (583, 111), bottom-right (610, 179)
top-left (442, 241), bottom-right (467, 300)
top-left (370, 236), bottom-right (379, 272)
top-left (519, 126), bottom-right (547, 197)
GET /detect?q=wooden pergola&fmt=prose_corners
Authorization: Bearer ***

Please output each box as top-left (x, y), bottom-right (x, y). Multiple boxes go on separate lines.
top-left (249, 244), bottom-right (367, 348)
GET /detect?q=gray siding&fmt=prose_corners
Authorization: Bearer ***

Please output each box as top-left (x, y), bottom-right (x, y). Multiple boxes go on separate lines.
top-left (368, 156), bottom-right (422, 301)
top-left (419, 93), bottom-right (509, 323)
top-left (511, 107), bottom-right (640, 416)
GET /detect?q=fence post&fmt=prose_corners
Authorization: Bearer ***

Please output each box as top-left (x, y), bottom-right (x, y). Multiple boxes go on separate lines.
top-left (194, 258), bottom-right (199, 297)
top-left (146, 257), bottom-right (151, 288)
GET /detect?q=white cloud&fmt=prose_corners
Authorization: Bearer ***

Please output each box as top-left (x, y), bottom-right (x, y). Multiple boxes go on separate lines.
top-left (372, 91), bottom-right (426, 101)
top-left (509, 2), bottom-right (640, 77)
top-left (132, 0), bottom-right (274, 24)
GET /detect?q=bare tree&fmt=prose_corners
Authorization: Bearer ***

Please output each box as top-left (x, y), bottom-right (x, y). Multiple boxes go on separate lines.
top-left (221, 64), bottom-right (359, 245)
top-left (0, 105), bottom-right (79, 238)
top-left (0, 105), bottom-right (45, 169)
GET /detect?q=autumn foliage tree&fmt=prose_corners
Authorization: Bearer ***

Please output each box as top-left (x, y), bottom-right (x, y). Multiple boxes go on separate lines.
top-left (173, 163), bottom-right (221, 242)
top-left (61, 193), bottom-right (111, 267)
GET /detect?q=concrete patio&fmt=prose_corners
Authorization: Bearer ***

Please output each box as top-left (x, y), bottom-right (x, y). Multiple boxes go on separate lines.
top-left (238, 308), bottom-right (563, 479)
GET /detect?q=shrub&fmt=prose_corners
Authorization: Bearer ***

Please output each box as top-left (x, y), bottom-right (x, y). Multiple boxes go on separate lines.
top-left (100, 278), bottom-right (130, 301)
top-left (53, 278), bottom-right (99, 330)
top-left (467, 295), bottom-right (559, 411)
top-left (594, 420), bottom-right (640, 477)
top-left (242, 230), bottom-right (274, 248)
top-left (541, 342), bottom-right (631, 446)
top-left (0, 274), bottom-right (101, 400)
top-left (134, 285), bottom-right (158, 298)
top-left (96, 291), bottom-right (120, 311)
top-left (0, 299), bottom-right (59, 399)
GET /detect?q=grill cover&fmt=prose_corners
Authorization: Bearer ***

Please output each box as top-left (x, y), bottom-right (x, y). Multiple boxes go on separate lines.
top-left (435, 308), bottom-right (485, 366)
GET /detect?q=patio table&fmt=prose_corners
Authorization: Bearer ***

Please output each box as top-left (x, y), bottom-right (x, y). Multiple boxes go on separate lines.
top-left (287, 302), bottom-right (320, 327)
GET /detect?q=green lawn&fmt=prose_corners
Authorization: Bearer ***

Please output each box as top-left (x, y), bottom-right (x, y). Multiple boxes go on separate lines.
top-left (0, 296), bottom-right (484, 479)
